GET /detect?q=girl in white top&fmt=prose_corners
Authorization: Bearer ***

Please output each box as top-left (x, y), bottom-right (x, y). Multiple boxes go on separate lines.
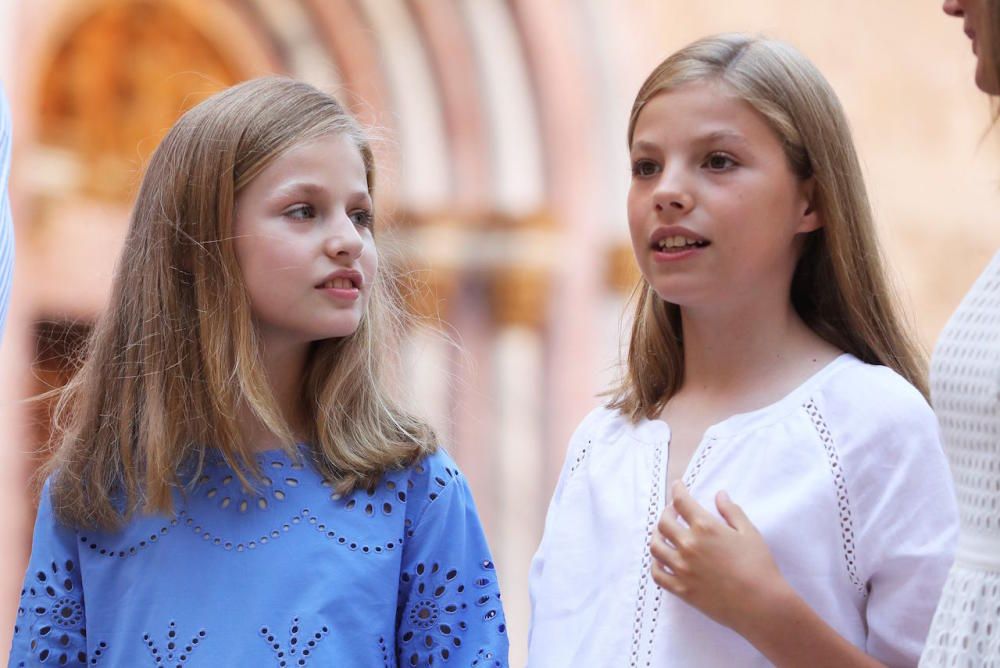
top-left (528, 34), bottom-right (958, 667)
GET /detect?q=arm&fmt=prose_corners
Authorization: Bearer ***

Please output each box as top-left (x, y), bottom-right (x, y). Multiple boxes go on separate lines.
top-left (396, 463), bottom-right (508, 668)
top-left (650, 483), bottom-right (885, 668)
top-left (9, 482), bottom-right (89, 666)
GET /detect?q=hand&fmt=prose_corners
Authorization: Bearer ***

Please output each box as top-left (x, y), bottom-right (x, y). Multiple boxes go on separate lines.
top-left (650, 481), bottom-right (794, 636)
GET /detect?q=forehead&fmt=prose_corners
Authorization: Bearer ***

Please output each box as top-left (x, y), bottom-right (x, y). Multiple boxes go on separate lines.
top-left (631, 81), bottom-right (778, 149)
top-left (251, 133), bottom-right (369, 191)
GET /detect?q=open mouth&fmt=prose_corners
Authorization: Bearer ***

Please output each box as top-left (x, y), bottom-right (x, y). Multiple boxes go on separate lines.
top-left (653, 236), bottom-right (710, 253)
top-left (317, 277), bottom-right (358, 290)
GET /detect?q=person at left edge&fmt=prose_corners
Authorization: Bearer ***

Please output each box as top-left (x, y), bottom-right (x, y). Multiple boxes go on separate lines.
top-left (7, 77), bottom-right (508, 667)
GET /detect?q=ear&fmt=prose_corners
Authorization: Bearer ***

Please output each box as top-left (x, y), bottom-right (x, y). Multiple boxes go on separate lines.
top-left (795, 177), bottom-right (822, 234)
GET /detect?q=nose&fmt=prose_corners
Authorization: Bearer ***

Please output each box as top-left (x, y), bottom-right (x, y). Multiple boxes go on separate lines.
top-left (942, 0), bottom-right (964, 17)
top-left (651, 169), bottom-right (694, 215)
top-left (324, 213), bottom-right (365, 260)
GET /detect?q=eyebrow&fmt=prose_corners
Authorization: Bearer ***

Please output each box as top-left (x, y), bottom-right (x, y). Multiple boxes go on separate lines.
top-left (631, 130), bottom-right (750, 153)
top-left (270, 181), bottom-right (371, 205)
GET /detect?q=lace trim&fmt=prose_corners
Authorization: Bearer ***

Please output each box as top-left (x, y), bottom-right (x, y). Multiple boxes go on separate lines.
top-left (637, 436), bottom-right (717, 665)
top-left (568, 439), bottom-right (591, 477)
top-left (804, 399), bottom-right (866, 596)
top-left (629, 440), bottom-right (666, 668)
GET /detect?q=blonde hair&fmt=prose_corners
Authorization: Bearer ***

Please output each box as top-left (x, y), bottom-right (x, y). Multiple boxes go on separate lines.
top-left (608, 34), bottom-right (927, 421)
top-left (986, 0), bottom-right (1000, 97)
top-left (46, 76), bottom-right (436, 529)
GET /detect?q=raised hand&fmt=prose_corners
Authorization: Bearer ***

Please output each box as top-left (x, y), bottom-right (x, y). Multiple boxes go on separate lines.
top-left (650, 481), bottom-right (792, 636)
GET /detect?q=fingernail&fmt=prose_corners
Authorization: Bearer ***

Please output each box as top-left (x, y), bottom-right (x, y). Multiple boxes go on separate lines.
top-left (719, 491), bottom-right (730, 502)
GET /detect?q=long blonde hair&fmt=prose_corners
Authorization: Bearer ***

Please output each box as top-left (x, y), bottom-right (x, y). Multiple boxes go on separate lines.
top-left (608, 34), bottom-right (927, 421)
top-left (985, 0), bottom-right (1000, 99)
top-left (46, 76), bottom-right (436, 529)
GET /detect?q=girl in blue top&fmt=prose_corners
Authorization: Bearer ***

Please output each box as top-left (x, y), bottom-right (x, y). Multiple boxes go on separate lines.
top-left (9, 76), bottom-right (508, 668)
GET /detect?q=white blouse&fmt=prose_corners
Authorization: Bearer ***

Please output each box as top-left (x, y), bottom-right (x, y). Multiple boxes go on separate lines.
top-left (528, 355), bottom-right (958, 668)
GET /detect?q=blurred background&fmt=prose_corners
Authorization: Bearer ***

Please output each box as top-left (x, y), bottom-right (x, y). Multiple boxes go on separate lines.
top-left (0, 1), bottom-right (997, 665)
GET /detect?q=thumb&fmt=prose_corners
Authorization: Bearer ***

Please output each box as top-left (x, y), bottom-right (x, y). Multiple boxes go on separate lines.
top-left (715, 490), bottom-right (751, 531)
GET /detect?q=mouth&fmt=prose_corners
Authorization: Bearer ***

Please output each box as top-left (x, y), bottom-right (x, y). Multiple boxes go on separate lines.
top-left (650, 232), bottom-right (711, 255)
top-left (315, 271), bottom-right (363, 291)
top-left (317, 277), bottom-right (359, 290)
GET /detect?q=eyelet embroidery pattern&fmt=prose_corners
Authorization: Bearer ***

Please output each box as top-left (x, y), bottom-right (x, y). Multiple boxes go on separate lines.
top-left (197, 460), bottom-right (298, 513)
top-left (471, 648), bottom-right (504, 667)
top-left (629, 440), bottom-right (666, 668)
top-left (377, 636), bottom-right (392, 668)
top-left (79, 520), bottom-right (176, 558)
top-left (143, 621), bottom-right (206, 666)
top-left (804, 399), bottom-right (866, 596)
top-left (74, 458), bottom-right (427, 558)
top-left (397, 559), bottom-right (505, 667)
top-left (259, 617), bottom-right (329, 666)
top-left (13, 558), bottom-right (90, 667)
top-left (681, 437), bottom-right (717, 488)
top-left (568, 439), bottom-right (591, 477)
top-left (921, 566), bottom-right (1000, 666)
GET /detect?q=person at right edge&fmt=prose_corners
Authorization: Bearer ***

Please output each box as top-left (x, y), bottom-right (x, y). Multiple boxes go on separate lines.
top-left (921, 1), bottom-right (1000, 665)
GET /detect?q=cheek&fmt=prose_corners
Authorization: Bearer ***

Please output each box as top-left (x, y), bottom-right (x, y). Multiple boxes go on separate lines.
top-left (626, 191), bottom-right (648, 246)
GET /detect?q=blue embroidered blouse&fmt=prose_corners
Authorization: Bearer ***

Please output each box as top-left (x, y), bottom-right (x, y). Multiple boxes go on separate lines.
top-left (9, 448), bottom-right (509, 667)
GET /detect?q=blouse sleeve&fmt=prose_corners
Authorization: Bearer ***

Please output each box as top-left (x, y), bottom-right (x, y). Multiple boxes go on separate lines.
top-left (828, 369), bottom-right (959, 666)
top-left (396, 459), bottom-right (508, 668)
top-left (9, 482), bottom-right (92, 667)
top-left (527, 406), bottom-right (608, 649)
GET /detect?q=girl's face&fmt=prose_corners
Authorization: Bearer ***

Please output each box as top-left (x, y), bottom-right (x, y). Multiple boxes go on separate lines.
top-left (627, 81), bottom-right (819, 312)
top-left (233, 133), bottom-right (377, 349)
top-left (944, 0), bottom-right (999, 93)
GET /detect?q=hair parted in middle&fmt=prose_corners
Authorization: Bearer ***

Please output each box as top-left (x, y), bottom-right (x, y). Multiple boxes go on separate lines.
top-left (608, 33), bottom-right (928, 422)
top-left (45, 76), bottom-right (436, 530)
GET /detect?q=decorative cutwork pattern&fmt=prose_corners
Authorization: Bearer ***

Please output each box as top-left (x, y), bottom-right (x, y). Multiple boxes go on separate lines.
top-left (259, 616), bottom-right (329, 667)
top-left (143, 621), bottom-right (206, 666)
top-left (397, 559), bottom-right (505, 667)
top-left (629, 440), bottom-right (666, 668)
top-left (568, 439), bottom-right (591, 477)
top-left (12, 558), bottom-right (89, 667)
top-left (804, 399), bottom-right (866, 596)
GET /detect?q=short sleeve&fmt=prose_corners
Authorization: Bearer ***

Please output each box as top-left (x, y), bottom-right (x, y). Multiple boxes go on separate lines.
top-left (827, 369), bottom-right (959, 665)
top-left (9, 482), bottom-right (91, 667)
top-left (527, 406), bottom-right (610, 649)
top-left (396, 461), bottom-right (508, 667)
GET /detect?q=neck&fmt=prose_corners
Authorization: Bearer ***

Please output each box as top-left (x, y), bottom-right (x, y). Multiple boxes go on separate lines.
top-left (238, 337), bottom-right (311, 452)
top-left (677, 293), bottom-right (826, 397)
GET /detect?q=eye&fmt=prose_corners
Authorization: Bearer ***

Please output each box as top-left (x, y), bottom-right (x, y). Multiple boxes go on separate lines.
top-left (631, 159), bottom-right (660, 178)
top-left (703, 153), bottom-right (737, 171)
top-left (284, 204), bottom-right (316, 220)
top-left (350, 209), bottom-right (374, 229)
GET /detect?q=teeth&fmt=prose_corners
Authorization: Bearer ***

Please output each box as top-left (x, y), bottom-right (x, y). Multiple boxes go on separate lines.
top-left (658, 236), bottom-right (702, 249)
top-left (323, 278), bottom-right (354, 289)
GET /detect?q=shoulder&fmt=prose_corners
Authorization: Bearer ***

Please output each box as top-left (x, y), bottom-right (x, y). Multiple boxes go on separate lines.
top-left (568, 405), bottom-right (638, 449)
top-left (397, 449), bottom-right (469, 524)
top-left (811, 356), bottom-right (937, 440)
top-left (807, 357), bottom-right (951, 504)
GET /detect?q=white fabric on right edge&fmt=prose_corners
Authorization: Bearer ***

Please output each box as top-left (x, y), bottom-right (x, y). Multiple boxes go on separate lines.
top-left (920, 251), bottom-right (1000, 667)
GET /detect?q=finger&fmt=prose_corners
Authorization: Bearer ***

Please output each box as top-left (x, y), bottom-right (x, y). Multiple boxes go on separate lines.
top-left (656, 505), bottom-right (687, 546)
top-left (650, 536), bottom-right (685, 575)
top-left (651, 562), bottom-right (688, 598)
top-left (715, 490), bottom-right (752, 532)
top-left (671, 481), bottom-right (717, 531)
